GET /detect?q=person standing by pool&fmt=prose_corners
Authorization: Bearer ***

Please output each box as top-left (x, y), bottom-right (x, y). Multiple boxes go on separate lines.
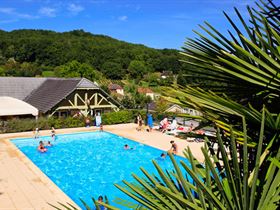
top-left (34, 127), bottom-right (40, 139)
top-left (51, 127), bottom-right (56, 140)
top-left (147, 113), bottom-right (153, 132)
top-left (169, 141), bottom-right (178, 155)
top-left (85, 118), bottom-right (91, 127)
top-left (136, 114), bottom-right (143, 131)
top-left (95, 112), bottom-right (102, 127)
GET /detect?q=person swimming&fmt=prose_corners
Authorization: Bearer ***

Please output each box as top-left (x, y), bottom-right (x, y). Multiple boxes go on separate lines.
top-left (97, 195), bottom-right (107, 210)
top-left (37, 141), bottom-right (47, 153)
top-left (124, 144), bottom-right (135, 150)
top-left (46, 141), bottom-right (53, 147)
top-left (160, 153), bottom-right (167, 159)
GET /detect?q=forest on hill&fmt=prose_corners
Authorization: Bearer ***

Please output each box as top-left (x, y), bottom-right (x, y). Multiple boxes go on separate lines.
top-left (0, 29), bottom-right (184, 81)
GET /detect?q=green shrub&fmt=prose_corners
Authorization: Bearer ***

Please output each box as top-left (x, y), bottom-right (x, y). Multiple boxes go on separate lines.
top-left (102, 110), bottom-right (134, 125)
top-left (0, 110), bottom-right (183, 133)
top-left (63, 117), bottom-right (85, 128)
top-left (42, 71), bottom-right (55, 77)
top-left (0, 116), bottom-right (86, 133)
top-left (3, 118), bottom-right (36, 133)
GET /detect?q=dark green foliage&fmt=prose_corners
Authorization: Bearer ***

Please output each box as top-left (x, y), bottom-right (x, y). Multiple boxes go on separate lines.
top-left (180, 1), bottom-right (280, 111)
top-left (0, 117), bottom-right (85, 133)
top-left (101, 110), bottom-right (134, 125)
top-left (0, 66), bottom-right (5, 76)
top-left (102, 61), bottom-right (124, 79)
top-left (0, 29), bottom-right (183, 80)
top-left (177, 72), bottom-right (187, 86)
top-left (128, 60), bottom-right (148, 79)
top-left (42, 71), bottom-right (55, 77)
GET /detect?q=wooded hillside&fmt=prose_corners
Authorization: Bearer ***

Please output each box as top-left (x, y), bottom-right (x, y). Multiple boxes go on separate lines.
top-left (0, 29), bottom-right (183, 80)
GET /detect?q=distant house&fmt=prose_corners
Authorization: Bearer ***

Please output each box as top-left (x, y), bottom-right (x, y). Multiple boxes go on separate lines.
top-left (137, 87), bottom-right (155, 100)
top-left (160, 71), bottom-right (173, 79)
top-left (184, 107), bottom-right (202, 116)
top-left (108, 84), bottom-right (124, 95)
top-left (165, 104), bottom-right (202, 116)
top-left (0, 77), bottom-right (121, 117)
top-left (165, 104), bottom-right (185, 113)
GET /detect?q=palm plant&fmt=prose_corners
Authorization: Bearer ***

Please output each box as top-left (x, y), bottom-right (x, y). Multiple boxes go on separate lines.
top-left (162, 0), bottom-right (280, 169)
top-left (180, 0), bottom-right (279, 111)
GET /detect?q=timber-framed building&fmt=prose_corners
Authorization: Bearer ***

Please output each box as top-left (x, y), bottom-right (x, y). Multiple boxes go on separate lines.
top-left (0, 77), bottom-right (121, 117)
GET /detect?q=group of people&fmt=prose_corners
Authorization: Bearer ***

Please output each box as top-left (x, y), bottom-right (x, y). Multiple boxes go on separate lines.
top-left (159, 117), bottom-right (178, 133)
top-left (37, 140), bottom-right (53, 152)
top-left (157, 141), bottom-right (177, 160)
top-left (34, 127), bottom-right (56, 140)
top-left (85, 113), bottom-right (103, 128)
top-left (136, 113), bottom-right (154, 132)
top-left (35, 127), bottom-right (56, 153)
top-left (123, 140), bottom-right (177, 159)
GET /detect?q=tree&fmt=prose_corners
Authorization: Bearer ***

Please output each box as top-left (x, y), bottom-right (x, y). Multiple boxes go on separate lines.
top-left (102, 61), bottom-right (124, 80)
top-left (177, 71), bottom-right (187, 86)
top-left (0, 66), bottom-right (5, 76)
top-left (144, 72), bottom-right (160, 87)
top-left (55, 60), bottom-right (81, 78)
top-left (128, 60), bottom-right (148, 79)
top-left (54, 60), bottom-right (101, 81)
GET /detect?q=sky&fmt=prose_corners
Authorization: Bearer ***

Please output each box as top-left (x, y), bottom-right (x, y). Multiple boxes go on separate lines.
top-left (0, 0), bottom-right (268, 49)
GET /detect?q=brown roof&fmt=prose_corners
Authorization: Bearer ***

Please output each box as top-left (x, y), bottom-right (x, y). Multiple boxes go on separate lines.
top-left (137, 87), bottom-right (153, 94)
top-left (0, 77), bottom-right (121, 113)
top-left (108, 84), bottom-right (123, 90)
top-left (25, 78), bottom-right (80, 113)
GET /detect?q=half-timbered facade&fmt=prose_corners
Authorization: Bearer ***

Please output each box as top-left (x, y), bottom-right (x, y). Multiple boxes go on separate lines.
top-left (0, 77), bottom-right (120, 117)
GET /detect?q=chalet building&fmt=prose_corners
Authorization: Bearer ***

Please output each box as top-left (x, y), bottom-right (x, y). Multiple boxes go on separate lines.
top-left (137, 87), bottom-right (155, 100)
top-left (165, 104), bottom-right (202, 116)
top-left (0, 77), bottom-right (121, 117)
top-left (108, 84), bottom-right (124, 95)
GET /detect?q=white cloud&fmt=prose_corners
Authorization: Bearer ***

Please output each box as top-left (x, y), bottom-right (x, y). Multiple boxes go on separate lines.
top-left (91, 0), bottom-right (106, 4)
top-left (136, 5), bottom-right (141, 11)
top-left (0, 8), bottom-right (15, 14)
top-left (39, 7), bottom-right (56, 17)
top-left (172, 14), bottom-right (192, 20)
top-left (0, 19), bottom-right (18, 24)
top-left (67, 3), bottom-right (84, 14)
top-left (118, 15), bottom-right (128, 21)
top-left (0, 7), bottom-right (38, 19)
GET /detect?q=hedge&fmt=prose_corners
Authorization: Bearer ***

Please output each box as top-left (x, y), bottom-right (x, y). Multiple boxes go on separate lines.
top-left (0, 109), bottom-right (181, 133)
top-left (0, 110), bottom-right (141, 133)
top-left (0, 116), bottom-right (86, 133)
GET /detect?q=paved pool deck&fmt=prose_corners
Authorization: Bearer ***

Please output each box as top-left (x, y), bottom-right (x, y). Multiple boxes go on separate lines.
top-left (0, 123), bottom-right (204, 210)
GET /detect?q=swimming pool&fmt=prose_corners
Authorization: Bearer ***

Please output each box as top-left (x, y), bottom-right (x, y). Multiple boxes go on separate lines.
top-left (12, 131), bottom-right (192, 209)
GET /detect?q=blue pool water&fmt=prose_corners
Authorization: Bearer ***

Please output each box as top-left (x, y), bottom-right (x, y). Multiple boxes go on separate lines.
top-left (12, 131), bottom-right (192, 209)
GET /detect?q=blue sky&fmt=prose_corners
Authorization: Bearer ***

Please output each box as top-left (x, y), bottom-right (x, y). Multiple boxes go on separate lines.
top-left (0, 0), bottom-right (259, 49)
